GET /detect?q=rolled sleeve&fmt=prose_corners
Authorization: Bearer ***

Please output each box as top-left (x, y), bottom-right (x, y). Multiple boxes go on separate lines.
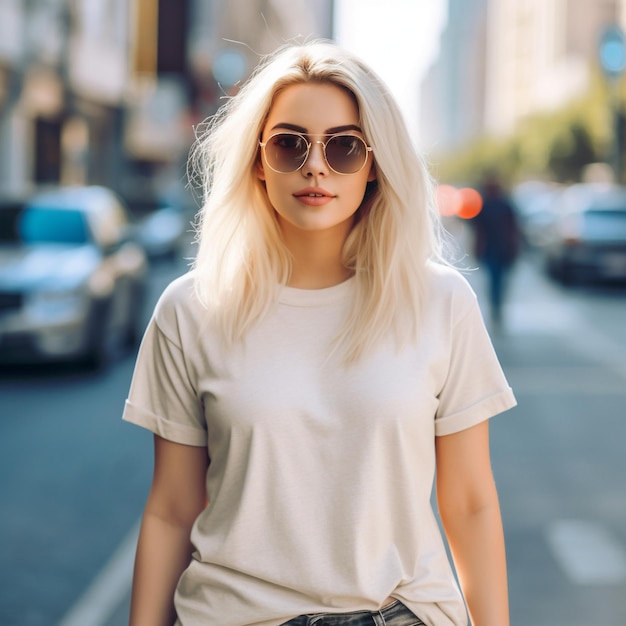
top-left (435, 289), bottom-right (516, 436)
top-left (123, 315), bottom-right (207, 446)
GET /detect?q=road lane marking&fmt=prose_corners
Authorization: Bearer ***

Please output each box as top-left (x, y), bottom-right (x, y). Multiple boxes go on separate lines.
top-left (56, 521), bottom-right (139, 626)
top-left (546, 519), bottom-right (626, 585)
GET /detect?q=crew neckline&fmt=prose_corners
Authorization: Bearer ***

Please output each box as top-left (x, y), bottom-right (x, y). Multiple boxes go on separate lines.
top-left (278, 276), bottom-right (356, 307)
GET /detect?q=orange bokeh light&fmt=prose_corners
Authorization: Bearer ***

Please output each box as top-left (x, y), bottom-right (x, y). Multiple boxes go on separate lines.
top-left (436, 184), bottom-right (483, 219)
top-left (457, 187), bottom-right (483, 219)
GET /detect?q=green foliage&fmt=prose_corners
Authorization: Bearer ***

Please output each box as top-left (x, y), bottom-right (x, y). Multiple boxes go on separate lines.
top-left (548, 122), bottom-right (597, 182)
top-left (433, 64), bottom-right (624, 185)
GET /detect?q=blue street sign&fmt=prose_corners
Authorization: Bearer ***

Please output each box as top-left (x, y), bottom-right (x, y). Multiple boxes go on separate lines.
top-left (212, 49), bottom-right (248, 87)
top-left (599, 25), bottom-right (626, 77)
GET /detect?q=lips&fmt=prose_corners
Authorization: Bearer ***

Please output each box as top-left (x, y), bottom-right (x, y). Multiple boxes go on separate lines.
top-left (293, 187), bottom-right (335, 207)
top-left (293, 187), bottom-right (334, 199)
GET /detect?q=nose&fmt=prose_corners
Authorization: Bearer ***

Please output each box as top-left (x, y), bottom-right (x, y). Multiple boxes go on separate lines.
top-left (301, 140), bottom-right (329, 177)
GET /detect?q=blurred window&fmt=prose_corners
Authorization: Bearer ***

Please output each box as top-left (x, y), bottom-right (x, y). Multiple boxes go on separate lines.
top-left (34, 119), bottom-right (62, 184)
top-left (18, 208), bottom-right (90, 245)
top-left (157, 0), bottom-right (189, 73)
top-left (0, 203), bottom-right (25, 243)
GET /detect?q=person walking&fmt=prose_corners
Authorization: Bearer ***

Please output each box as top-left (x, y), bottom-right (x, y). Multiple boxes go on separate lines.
top-left (123, 41), bottom-right (516, 626)
top-left (471, 174), bottom-right (521, 329)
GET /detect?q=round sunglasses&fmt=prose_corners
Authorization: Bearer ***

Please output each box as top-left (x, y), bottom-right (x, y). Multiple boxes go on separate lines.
top-left (259, 132), bottom-right (373, 175)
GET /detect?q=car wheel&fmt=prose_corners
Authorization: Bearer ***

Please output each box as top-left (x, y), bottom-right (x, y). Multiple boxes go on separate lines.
top-left (547, 256), bottom-right (574, 285)
top-left (82, 298), bottom-right (113, 371)
top-left (546, 256), bottom-right (560, 280)
top-left (558, 263), bottom-right (576, 286)
top-left (122, 283), bottom-right (146, 350)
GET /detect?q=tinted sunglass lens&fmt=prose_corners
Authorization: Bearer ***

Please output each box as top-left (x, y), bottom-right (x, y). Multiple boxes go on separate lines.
top-left (267, 134), bottom-right (308, 172)
top-left (263, 133), bottom-right (369, 174)
top-left (326, 135), bottom-right (367, 173)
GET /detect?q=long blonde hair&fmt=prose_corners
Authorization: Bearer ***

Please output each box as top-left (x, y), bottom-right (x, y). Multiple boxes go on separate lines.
top-left (189, 40), bottom-right (445, 363)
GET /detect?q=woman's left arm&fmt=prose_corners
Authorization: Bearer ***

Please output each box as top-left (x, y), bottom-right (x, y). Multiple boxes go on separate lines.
top-left (435, 420), bottom-right (510, 626)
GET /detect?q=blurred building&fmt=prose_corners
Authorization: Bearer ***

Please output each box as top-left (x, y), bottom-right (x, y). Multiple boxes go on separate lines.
top-left (187, 0), bottom-right (334, 126)
top-left (0, 0), bottom-right (129, 194)
top-left (0, 0), bottom-right (333, 207)
top-left (421, 0), bottom-right (626, 153)
top-left (419, 0), bottom-right (487, 153)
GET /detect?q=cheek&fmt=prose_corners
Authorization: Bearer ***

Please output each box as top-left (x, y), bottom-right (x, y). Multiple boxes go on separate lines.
top-left (348, 174), bottom-right (373, 204)
top-left (261, 174), bottom-right (290, 210)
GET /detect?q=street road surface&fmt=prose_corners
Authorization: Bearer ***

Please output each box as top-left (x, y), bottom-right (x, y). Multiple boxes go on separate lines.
top-left (1, 250), bottom-right (625, 626)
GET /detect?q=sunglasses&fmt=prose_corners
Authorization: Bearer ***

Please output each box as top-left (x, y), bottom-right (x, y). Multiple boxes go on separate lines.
top-left (259, 132), bottom-right (373, 175)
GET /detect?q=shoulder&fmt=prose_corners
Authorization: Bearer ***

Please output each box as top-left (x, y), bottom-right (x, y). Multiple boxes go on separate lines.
top-left (422, 261), bottom-right (481, 329)
top-left (425, 261), bottom-right (478, 304)
top-left (152, 271), bottom-right (207, 342)
top-left (154, 271), bottom-right (197, 314)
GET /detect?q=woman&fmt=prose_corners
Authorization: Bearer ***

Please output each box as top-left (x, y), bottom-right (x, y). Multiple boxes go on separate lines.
top-left (124, 41), bottom-right (516, 626)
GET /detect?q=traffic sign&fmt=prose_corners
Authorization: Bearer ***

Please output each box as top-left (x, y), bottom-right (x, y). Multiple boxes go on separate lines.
top-left (599, 25), bottom-right (626, 78)
top-left (212, 49), bottom-right (248, 87)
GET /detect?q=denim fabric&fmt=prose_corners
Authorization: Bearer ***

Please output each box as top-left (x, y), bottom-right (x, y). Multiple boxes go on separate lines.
top-left (279, 599), bottom-right (425, 625)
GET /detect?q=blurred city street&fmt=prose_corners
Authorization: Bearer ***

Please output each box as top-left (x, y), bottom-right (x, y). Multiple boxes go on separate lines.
top-left (472, 254), bottom-right (626, 626)
top-left (2, 1), bottom-right (626, 625)
top-left (1, 241), bottom-right (625, 626)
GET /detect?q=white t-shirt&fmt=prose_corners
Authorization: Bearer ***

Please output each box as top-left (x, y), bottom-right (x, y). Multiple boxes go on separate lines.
top-left (123, 263), bottom-right (516, 626)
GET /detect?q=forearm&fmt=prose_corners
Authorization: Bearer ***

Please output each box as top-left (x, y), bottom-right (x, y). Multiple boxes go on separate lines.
top-left (441, 501), bottom-right (509, 626)
top-left (129, 513), bottom-right (196, 626)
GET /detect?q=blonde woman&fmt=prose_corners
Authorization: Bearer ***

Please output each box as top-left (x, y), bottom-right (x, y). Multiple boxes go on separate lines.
top-left (124, 41), bottom-right (515, 626)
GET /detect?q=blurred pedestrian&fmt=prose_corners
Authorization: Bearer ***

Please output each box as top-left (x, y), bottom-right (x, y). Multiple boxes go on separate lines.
top-left (123, 41), bottom-right (516, 626)
top-left (471, 173), bottom-right (521, 329)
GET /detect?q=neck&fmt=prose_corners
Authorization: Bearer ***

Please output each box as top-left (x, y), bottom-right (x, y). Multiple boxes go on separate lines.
top-left (281, 225), bottom-right (354, 289)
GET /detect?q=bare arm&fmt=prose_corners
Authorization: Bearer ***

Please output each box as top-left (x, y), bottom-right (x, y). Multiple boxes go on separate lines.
top-left (435, 421), bottom-right (509, 626)
top-left (129, 435), bottom-right (209, 626)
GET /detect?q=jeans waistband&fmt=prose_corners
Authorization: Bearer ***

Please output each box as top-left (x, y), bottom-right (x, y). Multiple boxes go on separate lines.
top-left (280, 599), bottom-right (424, 625)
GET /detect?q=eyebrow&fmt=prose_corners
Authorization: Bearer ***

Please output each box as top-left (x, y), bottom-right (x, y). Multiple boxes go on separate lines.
top-left (270, 122), bottom-right (363, 134)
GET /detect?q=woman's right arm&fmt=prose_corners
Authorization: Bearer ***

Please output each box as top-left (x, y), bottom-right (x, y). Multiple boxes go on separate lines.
top-left (129, 435), bottom-right (209, 626)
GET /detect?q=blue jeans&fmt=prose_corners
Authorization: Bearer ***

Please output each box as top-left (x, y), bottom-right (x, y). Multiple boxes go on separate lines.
top-left (279, 599), bottom-right (425, 625)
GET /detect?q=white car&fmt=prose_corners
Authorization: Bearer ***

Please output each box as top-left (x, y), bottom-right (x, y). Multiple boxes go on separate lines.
top-left (0, 186), bottom-right (148, 369)
top-left (543, 184), bottom-right (626, 285)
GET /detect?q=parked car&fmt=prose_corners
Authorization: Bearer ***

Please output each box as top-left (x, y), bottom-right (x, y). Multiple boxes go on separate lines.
top-left (124, 194), bottom-right (190, 261)
top-left (512, 180), bottom-right (562, 249)
top-left (0, 186), bottom-right (148, 369)
top-left (135, 204), bottom-right (188, 260)
top-left (543, 184), bottom-right (626, 285)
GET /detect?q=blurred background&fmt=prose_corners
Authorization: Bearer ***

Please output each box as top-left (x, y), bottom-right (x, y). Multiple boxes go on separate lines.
top-left (1, 1), bottom-right (625, 625)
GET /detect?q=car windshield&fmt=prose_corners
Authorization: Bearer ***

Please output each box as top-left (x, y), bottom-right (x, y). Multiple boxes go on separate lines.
top-left (582, 209), bottom-right (626, 241)
top-left (0, 205), bottom-right (88, 245)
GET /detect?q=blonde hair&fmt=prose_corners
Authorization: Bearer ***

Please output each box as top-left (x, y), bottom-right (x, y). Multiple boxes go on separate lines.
top-left (189, 40), bottom-right (445, 363)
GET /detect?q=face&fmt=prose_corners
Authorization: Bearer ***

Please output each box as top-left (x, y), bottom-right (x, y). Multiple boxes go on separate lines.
top-left (257, 82), bottom-right (376, 242)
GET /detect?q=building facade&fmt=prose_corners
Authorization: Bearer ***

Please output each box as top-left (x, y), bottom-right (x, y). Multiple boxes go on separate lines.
top-left (419, 0), bottom-right (487, 153)
top-left (0, 0), bottom-right (129, 194)
top-left (420, 0), bottom-right (626, 154)
top-left (0, 0), bottom-right (333, 207)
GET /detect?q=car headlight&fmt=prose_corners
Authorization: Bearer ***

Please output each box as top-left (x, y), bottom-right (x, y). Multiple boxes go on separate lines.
top-left (27, 288), bottom-right (88, 323)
